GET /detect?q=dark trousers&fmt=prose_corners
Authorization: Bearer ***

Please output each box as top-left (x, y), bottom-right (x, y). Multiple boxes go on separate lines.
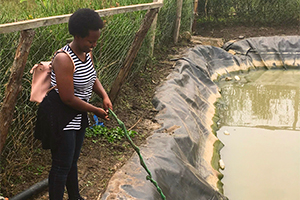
top-left (48, 128), bottom-right (85, 200)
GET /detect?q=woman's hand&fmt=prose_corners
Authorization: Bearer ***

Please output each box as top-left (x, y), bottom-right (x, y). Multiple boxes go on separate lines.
top-left (103, 96), bottom-right (113, 112)
top-left (94, 107), bottom-right (110, 120)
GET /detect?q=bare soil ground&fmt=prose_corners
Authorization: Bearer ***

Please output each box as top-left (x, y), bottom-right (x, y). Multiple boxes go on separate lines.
top-left (4, 25), bottom-right (299, 200)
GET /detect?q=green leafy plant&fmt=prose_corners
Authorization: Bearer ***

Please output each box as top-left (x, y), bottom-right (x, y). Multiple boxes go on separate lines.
top-left (86, 125), bottom-right (137, 143)
top-left (35, 166), bottom-right (45, 175)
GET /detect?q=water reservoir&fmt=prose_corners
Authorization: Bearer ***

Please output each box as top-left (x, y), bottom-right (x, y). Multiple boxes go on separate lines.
top-left (217, 70), bottom-right (300, 200)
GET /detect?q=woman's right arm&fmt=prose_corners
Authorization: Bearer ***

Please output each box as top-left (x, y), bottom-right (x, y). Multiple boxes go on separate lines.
top-left (52, 53), bottom-right (109, 120)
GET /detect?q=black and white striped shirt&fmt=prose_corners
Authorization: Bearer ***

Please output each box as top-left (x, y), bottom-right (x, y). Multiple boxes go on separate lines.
top-left (51, 45), bottom-right (96, 130)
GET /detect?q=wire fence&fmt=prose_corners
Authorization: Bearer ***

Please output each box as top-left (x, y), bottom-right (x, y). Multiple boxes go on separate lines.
top-left (197, 0), bottom-right (300, 26)
top-left (0, 0), bottom-right (194, 197)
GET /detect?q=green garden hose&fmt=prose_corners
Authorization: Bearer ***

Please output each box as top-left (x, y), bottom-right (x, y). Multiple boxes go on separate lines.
top-left (108, 108), bottom-right (166, 200)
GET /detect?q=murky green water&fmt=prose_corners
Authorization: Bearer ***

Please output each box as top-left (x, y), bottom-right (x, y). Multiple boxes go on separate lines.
top-left (216, 70), bottom-right (300, 200)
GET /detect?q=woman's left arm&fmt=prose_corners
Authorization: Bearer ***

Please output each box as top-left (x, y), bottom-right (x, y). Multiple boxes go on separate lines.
top-left (90, 52), bottom-right (112, 111)
top-left (93, 78), bottom-right (113, 112)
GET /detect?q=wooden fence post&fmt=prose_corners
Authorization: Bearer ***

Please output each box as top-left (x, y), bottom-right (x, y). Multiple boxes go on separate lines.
top-left (150, 0), bottom-right (159, 57)
top-left (109, 8), bottom-right (159, 103)
top-left (192, 0), bottom-right (199, 33)
top-left (173, 0), bottom-right (183, 44)
top-left (0, 29), bottom-right (35, 154)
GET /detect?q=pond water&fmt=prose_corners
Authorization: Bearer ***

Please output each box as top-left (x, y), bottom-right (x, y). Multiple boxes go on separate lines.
top-left (216, 70), bottom-right (300, 200)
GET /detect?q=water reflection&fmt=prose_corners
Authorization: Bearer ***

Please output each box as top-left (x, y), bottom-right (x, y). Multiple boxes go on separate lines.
top-left (218, 70), bottom-right (300, 130)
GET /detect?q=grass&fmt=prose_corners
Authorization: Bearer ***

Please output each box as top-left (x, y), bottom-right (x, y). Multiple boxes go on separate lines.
top-left (196, 0), bottom-right (300, 27)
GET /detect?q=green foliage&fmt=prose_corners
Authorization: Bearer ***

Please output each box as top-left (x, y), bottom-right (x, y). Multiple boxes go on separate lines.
top-left (197, 0), bottom-right (300, 26)
top-left (86, 125), bottom-right (137, 143)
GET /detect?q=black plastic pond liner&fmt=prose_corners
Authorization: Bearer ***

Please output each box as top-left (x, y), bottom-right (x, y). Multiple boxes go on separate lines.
top-left (101, 36), bottom-right (300, 200)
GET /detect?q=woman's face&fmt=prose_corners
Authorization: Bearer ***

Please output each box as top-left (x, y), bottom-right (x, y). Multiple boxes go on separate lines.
top-left (77, 30), bottom-right (101, 53)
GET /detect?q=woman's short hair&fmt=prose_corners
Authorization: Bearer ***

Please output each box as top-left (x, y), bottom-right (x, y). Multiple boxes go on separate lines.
top-left (69, 8), bottom-right (104, 38)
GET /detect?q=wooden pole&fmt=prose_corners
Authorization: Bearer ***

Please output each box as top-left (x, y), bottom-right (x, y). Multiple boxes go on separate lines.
top-left (150, 0), bottom-right (159, 57)
top-left (174, 0), bottom-right (183, 44)
top-left (109, 8), bottom-right (159, 103)
top-left (192, 0), bottom-right (199, 33)
top-left (0, 29), bottom-right (35, 154)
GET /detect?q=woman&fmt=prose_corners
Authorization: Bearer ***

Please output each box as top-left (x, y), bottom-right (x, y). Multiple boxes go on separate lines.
top-left (41, 8), bottom-right (112, 200)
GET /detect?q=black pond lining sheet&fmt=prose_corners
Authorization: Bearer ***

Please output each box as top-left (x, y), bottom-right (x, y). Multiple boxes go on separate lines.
top-left (101, 36), bottom-right (300, 200)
